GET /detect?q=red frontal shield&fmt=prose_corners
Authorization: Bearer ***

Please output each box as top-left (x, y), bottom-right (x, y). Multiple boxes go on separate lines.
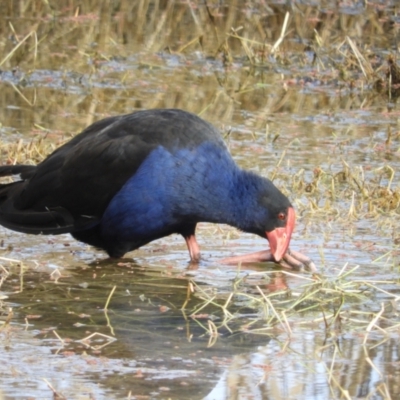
top-left (266, 207), bottom-right (295, 262)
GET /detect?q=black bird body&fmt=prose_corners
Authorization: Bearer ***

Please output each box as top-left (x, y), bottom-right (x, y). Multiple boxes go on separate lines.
top-left (0, 109), bottom-right (295, 262)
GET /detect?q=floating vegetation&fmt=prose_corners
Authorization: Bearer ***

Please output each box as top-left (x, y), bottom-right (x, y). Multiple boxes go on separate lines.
top-left (189, 266), bottom-right (400, 338)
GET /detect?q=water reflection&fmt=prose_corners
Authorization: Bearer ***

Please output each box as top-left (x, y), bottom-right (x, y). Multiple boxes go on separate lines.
top-left (1, 263), bottom-right (271, 399)
top-left (1, 260), bottom-right (399, 399)
top-left (206, 334), bottom-right (400, 400)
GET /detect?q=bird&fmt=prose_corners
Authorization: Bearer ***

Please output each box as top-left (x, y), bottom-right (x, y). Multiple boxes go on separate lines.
top-left (0, 109), bottom-right (314, 270)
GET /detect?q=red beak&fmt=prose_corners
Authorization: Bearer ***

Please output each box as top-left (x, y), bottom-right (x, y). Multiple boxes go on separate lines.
top-left (266, 207), bottom-right (295, 262)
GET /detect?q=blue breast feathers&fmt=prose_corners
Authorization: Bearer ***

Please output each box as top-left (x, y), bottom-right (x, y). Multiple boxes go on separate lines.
top-left (100, 142), bottom-right (241, 241)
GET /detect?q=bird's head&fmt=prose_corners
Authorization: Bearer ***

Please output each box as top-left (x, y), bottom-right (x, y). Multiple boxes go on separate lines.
top-left (250, 179), bottom-right (295, 262)
top-left (265, 206), bottom-right (295, 261)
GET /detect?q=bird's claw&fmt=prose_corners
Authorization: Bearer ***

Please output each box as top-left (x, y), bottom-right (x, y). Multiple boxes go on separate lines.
top-left (279, 249), bottom-right (317, 273)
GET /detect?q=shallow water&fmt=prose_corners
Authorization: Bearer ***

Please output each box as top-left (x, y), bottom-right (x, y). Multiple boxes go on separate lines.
top-left (1, 1), bottom-right (400, 399)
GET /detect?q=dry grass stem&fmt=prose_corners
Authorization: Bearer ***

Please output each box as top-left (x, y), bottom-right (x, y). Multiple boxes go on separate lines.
top-left (271, 12), bottom-right (290, 55)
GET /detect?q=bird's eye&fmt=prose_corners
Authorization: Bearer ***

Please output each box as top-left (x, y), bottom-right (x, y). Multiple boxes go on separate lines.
top-left (278, 212), bottom-right (286, 220)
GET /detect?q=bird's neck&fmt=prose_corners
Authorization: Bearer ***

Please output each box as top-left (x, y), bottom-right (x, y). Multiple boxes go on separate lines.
top-left (172, 148), bottom-right (269, 234)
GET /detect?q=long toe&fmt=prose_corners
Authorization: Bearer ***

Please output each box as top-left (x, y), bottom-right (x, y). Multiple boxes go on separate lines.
top-left (281, 249), bottom-right (317, 272)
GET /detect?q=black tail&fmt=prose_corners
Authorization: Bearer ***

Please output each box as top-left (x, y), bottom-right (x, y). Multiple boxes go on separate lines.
top-left (0, 164), bottom-right (98, 235)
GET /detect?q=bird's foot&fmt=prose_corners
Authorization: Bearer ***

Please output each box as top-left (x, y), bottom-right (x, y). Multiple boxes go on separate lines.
top-left (279, 249), bottom-right (317, 273)
top-left (220, 248), bottom-right (317, 272)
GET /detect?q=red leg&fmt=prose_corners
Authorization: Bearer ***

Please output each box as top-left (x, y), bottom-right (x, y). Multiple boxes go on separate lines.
top-left (184, 234), bottom-right (201, 262)
top-left (220, 250), bottom-right (275, 264)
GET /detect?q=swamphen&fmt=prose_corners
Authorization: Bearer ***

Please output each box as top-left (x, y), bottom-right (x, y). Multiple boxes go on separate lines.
top-left (0, 109), bottom-right (314, 270)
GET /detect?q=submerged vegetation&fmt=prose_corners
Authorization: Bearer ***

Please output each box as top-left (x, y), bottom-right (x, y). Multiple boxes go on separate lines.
top-left (1, 0), bottom-right (400, 399)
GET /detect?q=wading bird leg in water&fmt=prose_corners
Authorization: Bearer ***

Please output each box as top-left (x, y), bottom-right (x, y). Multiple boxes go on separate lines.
top-left (220, 249), bottom-right (317, 273)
